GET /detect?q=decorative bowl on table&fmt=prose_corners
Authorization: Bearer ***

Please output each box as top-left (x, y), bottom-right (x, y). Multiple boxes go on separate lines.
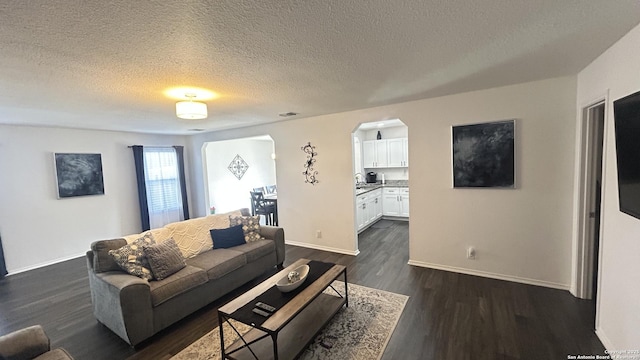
top-left (276, 265), bottom-right (310, 293)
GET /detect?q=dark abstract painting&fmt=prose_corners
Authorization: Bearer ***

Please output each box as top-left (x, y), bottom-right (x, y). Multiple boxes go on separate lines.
top-left (55, 153), bottom-right (105, 198)
top-left (452, 120), bottom-right (515, 188)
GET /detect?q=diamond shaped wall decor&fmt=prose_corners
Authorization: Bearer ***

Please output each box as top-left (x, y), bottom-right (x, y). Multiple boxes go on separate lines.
top-left (228, 154), bottom-right (249, 180)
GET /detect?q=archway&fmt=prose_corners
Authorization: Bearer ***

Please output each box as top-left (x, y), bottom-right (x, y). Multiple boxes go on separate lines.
top-left (202, 135), bottom-right (276, 216)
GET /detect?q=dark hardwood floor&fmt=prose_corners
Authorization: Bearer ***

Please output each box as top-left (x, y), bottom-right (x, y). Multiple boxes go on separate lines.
top-left (0, 221), bottom-right (605, 359)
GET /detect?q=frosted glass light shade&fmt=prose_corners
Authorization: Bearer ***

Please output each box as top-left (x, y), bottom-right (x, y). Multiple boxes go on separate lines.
top-left (176, 100), bottom-right (207, 119)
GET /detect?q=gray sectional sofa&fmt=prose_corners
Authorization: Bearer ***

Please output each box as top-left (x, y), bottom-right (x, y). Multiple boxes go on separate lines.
top-left (85, 209), bottom-right (284, 346)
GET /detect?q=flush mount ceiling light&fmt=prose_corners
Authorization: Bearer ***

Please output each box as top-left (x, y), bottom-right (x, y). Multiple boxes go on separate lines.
top-left (176, 94), bottom-right (207, 120)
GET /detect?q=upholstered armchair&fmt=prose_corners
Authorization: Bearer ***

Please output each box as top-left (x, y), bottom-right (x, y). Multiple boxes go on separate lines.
top-left (0, 325), bottom-right (73, 360)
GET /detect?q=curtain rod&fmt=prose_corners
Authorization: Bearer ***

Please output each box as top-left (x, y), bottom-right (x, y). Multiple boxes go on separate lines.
top-left (127, 145), bottom-right (180, 148)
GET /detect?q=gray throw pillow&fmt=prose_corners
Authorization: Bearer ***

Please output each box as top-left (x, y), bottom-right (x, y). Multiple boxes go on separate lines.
top-left (108, 233), bottom-right (156, 280)
top-left (144, 238), bottom-right (186, 280)
top-left (229, 215), bottom-right (263, 242)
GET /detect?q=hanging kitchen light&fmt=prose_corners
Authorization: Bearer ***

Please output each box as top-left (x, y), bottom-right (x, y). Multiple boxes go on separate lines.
top-left (176, 93), bottom-right (207, 119)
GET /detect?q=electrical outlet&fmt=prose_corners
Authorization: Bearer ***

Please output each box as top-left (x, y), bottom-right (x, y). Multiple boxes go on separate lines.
top-left (316, 230), bottom-right (322, 238)
top-left (467, 247), bottom-right (476, 259)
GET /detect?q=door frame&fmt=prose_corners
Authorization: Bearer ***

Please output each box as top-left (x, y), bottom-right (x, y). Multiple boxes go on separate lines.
top-left (351, 119), bottom-right (410, 254)
top-left (572, 91), bottom-right (608, 307)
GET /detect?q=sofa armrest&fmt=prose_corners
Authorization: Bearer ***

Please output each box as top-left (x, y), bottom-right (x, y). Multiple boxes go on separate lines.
top-left (0, 325), bottom-right (50, 360)
top-left (260, 226), bottom-right (285, 265)
top-left (87, 269), bottom-right (154, 346)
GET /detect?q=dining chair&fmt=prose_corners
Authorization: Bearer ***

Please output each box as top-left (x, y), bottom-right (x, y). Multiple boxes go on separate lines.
top-left (265, 185), bottom-right (277, 194)
top-left (250, 191), bottom-right (276, 225)
top-left (252, 187), bottom-right (265, 193)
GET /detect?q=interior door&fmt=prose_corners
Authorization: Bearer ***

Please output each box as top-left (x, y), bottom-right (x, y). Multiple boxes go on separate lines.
top-left (585, 103), bottom-right (605, 326)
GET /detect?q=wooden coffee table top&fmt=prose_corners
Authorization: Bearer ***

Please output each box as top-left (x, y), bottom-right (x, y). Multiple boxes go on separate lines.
top-left (219, 258), bottom-right (346, 332)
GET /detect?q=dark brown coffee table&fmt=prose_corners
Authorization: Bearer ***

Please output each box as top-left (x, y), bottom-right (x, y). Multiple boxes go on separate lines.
top-left (218, 258), bottom-right (348, 360)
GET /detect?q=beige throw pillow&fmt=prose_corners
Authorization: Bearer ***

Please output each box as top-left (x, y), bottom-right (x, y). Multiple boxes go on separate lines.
top-left (229, 215), bottom-right (263, 242)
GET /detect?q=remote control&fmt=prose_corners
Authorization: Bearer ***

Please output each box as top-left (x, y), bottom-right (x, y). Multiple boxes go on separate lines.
top-left (252, 307), bottom-right (271, 317)
top-left (255, 302), bottom-right (276, 313)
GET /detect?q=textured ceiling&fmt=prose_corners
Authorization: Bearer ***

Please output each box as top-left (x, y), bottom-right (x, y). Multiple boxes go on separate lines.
top-left (0, 1), bottom-right (639, 134)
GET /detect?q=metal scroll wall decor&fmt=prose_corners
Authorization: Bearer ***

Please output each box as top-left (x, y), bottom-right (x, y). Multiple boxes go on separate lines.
top-left (301, 142), bottom-right (319, 185)
top-left (228, 154), bottom-right (249, 180)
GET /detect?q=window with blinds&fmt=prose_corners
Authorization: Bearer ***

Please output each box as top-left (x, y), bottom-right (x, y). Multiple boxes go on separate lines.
top-left (143, 147), bottom-right (184, 228)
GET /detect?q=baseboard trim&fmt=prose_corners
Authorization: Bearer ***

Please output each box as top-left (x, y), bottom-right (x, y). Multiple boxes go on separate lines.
top-left (381, 216), bottom-right (409, 221)
top-left (407, 260), bottom-right (570, 290)
top-left (8, 252), bottom-right (86, 276)
top-left (595, 328), bottom-right (613, 351)
top-left (285, 240), bottom-right (359, 256)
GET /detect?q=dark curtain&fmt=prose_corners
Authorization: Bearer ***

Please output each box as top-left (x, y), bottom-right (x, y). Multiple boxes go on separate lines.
top-left (132, 145), bottom-right (151, 231)
top-left (173, 146), bottom-right (190, 220)
top-left (0, 234), bottom-right (7, 278)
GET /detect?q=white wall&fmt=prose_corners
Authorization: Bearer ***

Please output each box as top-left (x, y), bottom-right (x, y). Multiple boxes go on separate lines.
top-left (363, 126), bottom-right (408, 140)
top-left (0, 125), bottom-right (187, 273)
top-left (189, 76), bottom-right (577, 286)
top-left (576, 23), bottom-right (640, 350)
top-left (204, 137), bottom-right (276, 213)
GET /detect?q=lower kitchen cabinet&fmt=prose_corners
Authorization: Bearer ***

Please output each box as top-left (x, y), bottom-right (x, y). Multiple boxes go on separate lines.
top-left (399, 189), bottom-right (409, 217)
top-left (382, 187), bottom-right (409, 217)
top-left (356, 189), bottom-right (383, 232)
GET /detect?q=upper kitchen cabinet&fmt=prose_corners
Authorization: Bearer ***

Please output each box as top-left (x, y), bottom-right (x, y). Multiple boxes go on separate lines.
top-left (364, 138), bottom-right (407, 168)
top-left (363, 140), bottom-right (388, 168)
top-left (387, 138), bottom-right (408, 167)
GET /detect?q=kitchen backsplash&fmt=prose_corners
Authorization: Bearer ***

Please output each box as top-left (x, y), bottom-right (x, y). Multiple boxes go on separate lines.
top-left (365, 168), bottom-right (409, 181)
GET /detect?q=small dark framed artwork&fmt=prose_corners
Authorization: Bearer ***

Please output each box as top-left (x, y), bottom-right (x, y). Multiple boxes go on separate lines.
top-left (452, 120), bottom-right (515, 188)
top-left (54, 153), bottom-right (105, 198)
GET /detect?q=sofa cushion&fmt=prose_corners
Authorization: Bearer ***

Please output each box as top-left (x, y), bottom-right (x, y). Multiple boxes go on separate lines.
top-left (148, 265), bottom-right (208, 307)
top-left (230, 239), bottom-right (275, 262)
top-left (186, 248), bottom-right (247, 280)
top-left (109, 233), bottom-right (156, 280)
top-left (210, 225), bottom-right (246, 249)
top-left (33, 348), bottom-right (74, 360)
top-left (229, 215), bottom-right (263, 242)
top-left (91, 238), bottom-right (127, 273)
top-left (144, 238), bottom-right (186, 280)
top-left (165, 210), bottom-right (242, 258)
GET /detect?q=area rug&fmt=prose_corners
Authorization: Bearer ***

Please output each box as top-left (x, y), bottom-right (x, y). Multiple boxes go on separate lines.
top-left (172, 282), bottom-right (408, 360)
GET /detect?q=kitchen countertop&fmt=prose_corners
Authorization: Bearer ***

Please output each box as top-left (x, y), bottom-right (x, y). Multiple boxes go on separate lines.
top-left (355, 180), bottom-right (408, 196)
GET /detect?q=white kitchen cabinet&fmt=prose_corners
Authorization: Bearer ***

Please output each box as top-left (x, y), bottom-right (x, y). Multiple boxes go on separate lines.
top-left (363, 140), bottom-right (388, 168)
top-left (356, 188), bottom-right (383, 232)
top-left (356, 194), bottom-right (367, 231)
top-left (362, 141), bottom-right (376, 168)
top-left (373, 189), bottom-right (383, 218)
top-left (367, 189), bottom-right (382, 223)
top-left (387, 138), bottom-right (408, 167)
top-left (399, 188), bottom-right (410, 217)
top-left (382, 188), bottom-right (401, 216)
top-left (382, 187), bottom-right (409, 217)
top-left (402, 138), bottom-right (409, 167)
